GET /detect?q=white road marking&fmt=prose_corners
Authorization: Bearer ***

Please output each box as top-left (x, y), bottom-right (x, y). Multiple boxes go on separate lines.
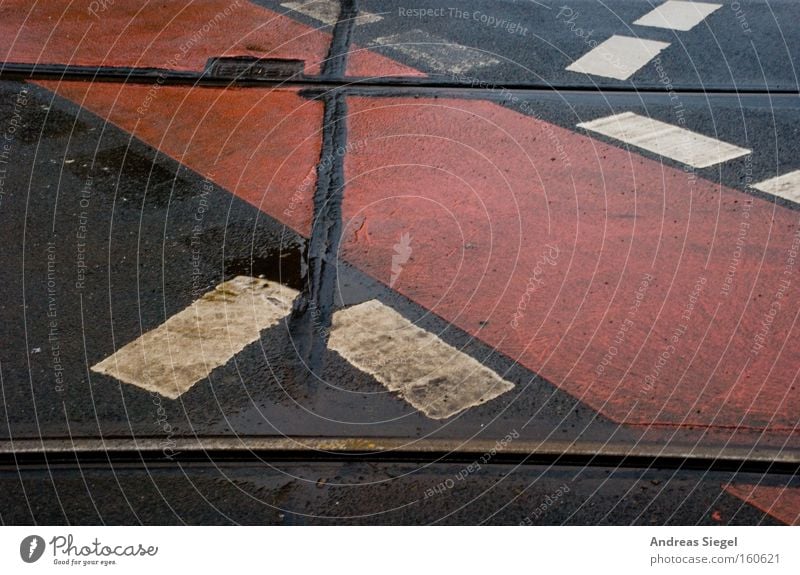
top-left (753, 170), bottom-right (800, 203)
top-left (577, 111), bottom-right (751, 168)
top-left (92, 277), bottom-right (298, 399)
top-left (328, 300), bottom-right (514, 419)
top-left (94, 279), bottom-right (514, 415)
top-left (281, 0), bottom-right (382, 26)
top-left (565, 35), bottom-right (670, 81)
top-left (372, 29), bottom-right (500, 75)
top-left (634, 1), bottom-right (722, 31)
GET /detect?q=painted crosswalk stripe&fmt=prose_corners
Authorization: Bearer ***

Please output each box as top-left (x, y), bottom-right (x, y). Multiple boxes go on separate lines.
top-left (92, 277), bottom-right (298, 399)
top-left (753, 170), bottom-right (800, 204)
top-left (577, 111), bottom-right (751, 168)
top-left (372, 29), bottom-right (500, 75)
top-left (565, 35), bottom-right (670, 80)
top-left (281, 0), bottom-right (382, 26)
top-left (328, 300), bottom-right (514, 419)
top-left (634, 1), bottom-right (722, 32)
top-left (93, 277), bottom-right (511, 415)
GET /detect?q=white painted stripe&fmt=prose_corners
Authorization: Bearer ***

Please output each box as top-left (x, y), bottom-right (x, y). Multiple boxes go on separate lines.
top-left (565, 35), bottom-right (670, 81)
top-left (372, 29), bottom-right (500, 75)
top-left (92, 277), bottom-right (298, 399)
top-left (753, 170), bottom-right (800, 203)
top-left (281, 0), bottom-right (382, 26)
top-left (577, 111), bottom-right (751, 168)
top-left (328, 300), bottom-right (514, 419)
top-left (634, 1), bottom-right (722, 32)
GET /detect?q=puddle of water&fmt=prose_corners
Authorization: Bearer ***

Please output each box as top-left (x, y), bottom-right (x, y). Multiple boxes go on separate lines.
top-left (226, 234), bottom-right (307, 292)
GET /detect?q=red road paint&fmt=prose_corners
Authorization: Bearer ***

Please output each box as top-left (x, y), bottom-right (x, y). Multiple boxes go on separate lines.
top-left (341, 97), bottom-right (800, 432)
top-left (32, 87), bottom-right (799, 434)
top-left (35, 81), bottom-right (322, 233)
top-left (1, 0), bottom-right (420, 78)
top-left (37, 81), bottom-right (800, 434)
top-left (346, 45), bottom-right (426, 79)
top-left (724, 484), bottom-right (800, 525)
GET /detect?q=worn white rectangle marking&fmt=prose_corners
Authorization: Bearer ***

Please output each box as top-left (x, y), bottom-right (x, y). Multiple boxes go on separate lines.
top-left (372, 29), bottom-right (500, 75)
top-left (577, 111), bottom-right (751, 168)
top-left (634, 1), bottom-right (722, 31)
top-left (328, 300), bottom-right (514, 419)
top-left (92, 277), bottom-right (298, 399)
top-left (281, 0), bottom-right (382, 26)
top-left (565, 35), bottom-right (670, 80)
top-left (753, 170), bottom-right (800, 203)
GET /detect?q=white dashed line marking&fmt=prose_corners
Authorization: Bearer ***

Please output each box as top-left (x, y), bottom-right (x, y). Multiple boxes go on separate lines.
top-left (565, 35), bottom-right (670, 81)
top-left (577, 111), bottom-right (751, 168)
top-left (281, 0), bottom-right (382, 26)
top-left (371, 29), bottom-right (500, 75)
top-left (328, 300), bottom-right (514, 419)
top-left (634, 1), bottom-right (722, 31)
top-left (753, 170), bottom-right (800, 204)
top-left (92, 277), bottom-right (298, 399)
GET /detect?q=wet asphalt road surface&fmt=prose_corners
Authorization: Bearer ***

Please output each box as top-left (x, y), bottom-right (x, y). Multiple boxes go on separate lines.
top-left (1, 0), bottom-right (799, 524)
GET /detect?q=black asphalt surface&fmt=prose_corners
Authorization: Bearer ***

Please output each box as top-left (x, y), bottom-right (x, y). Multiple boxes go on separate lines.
top-left (0, 459), bottom-right (791, 525)
top-left (1, 81), bottom-right (796, 449)
top-left (260, 0), bottom-right (800, 90)
top-left (0, 79), bottom-right (600, 444)
top-left (1, 0), bottom-right (798, 525)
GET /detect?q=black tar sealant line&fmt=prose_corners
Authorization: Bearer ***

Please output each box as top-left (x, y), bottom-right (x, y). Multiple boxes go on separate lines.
top-left (321, 0), bottom-right (357, 79)
top-left (289, 91), bottom-right (348, 373)
top-left (288, 1), bottom-right (357, 373)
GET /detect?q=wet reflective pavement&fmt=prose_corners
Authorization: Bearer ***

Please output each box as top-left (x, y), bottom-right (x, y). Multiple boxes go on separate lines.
top-left (1, 0), bottom-right (798, 524)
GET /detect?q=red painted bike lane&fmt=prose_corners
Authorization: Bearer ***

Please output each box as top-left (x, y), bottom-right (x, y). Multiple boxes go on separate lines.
top-left (8, 0), bottom-right (798, 525)
top-left (725, 484), bottom-right (800, 526)
top-left (339, 96), bottom-right (800, 434)
top-left (42, 80), bottom-right (799, 435)
top-left (1, 0), bottom-right (418, 78)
